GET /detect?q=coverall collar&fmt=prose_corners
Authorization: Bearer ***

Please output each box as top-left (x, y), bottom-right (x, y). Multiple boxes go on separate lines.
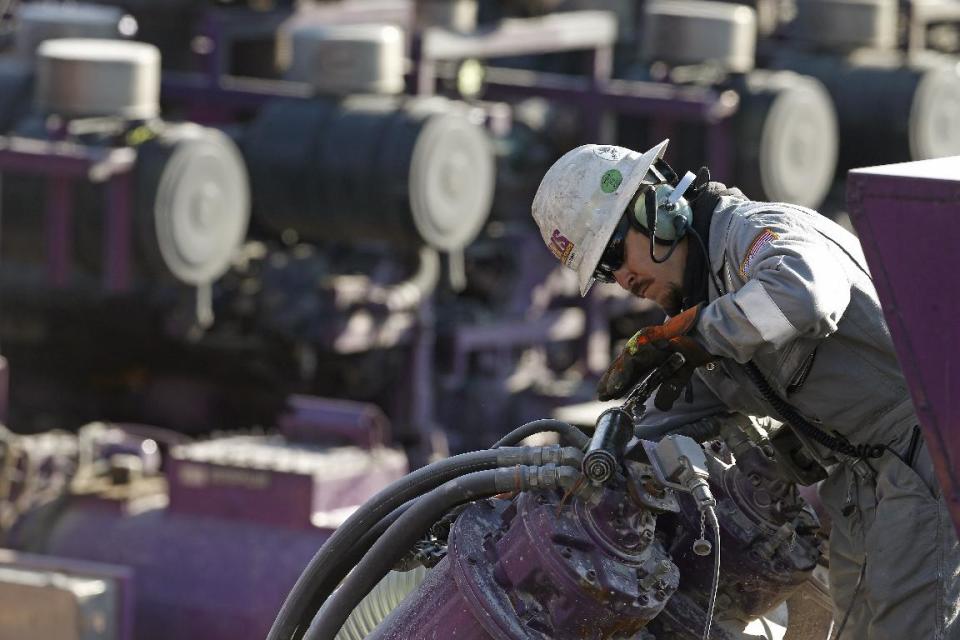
top-left (681, 182), bottom-right (743, 308)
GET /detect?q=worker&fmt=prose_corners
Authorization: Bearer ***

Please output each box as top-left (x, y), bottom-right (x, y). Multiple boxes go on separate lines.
top-left (531, 140), bottom-right (960, 639)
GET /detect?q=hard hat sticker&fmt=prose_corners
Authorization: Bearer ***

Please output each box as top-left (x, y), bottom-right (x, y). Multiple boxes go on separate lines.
top-left (549, 229), bottom-right (575, 265)
top-left (593, 146), bottom-right (622, 162)
top-left (600, 169), bottom-right (623, 193)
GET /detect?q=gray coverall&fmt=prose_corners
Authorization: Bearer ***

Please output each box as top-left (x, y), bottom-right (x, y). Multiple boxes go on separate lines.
top-left (642, 195), bottom-right (960, 638)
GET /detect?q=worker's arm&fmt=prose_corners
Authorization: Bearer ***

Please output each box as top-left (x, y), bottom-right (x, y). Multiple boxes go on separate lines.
top-left (696, 211), bottom-right (852, 363)
top-left (636, 370), bottom-right (727, 432)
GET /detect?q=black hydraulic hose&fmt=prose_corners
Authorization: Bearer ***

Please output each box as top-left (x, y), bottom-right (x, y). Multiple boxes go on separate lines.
top-left (491, 418), bottom-right (590, 450)
top-left (268, 449), bottom-right (508, 640)
top-left (351, 502), bottom-right (410, 560)
top-left (634, 416), bottom-right (724, 444)
top-left (268, 445), bottom-right (580, 640)
top-left (741, 362), bottom-right (885, 459)
top-left (303, 465), bottom-right (581, 640)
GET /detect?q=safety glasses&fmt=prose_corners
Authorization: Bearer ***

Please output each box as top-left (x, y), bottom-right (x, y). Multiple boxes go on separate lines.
top-left (592, 185), bottom-right (658, 283)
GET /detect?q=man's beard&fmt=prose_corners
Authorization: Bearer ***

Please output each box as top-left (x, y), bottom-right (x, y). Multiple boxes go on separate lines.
top-left (662, 283), bottom-right (684, 316)
top-left (632, 282), bottom-right (684, 316)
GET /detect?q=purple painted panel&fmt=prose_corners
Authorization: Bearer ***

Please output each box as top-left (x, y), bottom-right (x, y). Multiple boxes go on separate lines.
top-left (847, 157), bottom-right (960, 532)
top-left (167, 436), bottom-right (408, 529)
top-left (32, 439), bottom-right (407, 640)
top-left (42, 505), bottom-right (331, 640)
top-left (278, 395), bottom-right (389, 449)
top-left (167, 458), bottom-right (316, 528)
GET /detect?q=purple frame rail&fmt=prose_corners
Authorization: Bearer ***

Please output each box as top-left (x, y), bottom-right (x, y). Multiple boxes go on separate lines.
top-left (0, 135), bottom-right (137, 292)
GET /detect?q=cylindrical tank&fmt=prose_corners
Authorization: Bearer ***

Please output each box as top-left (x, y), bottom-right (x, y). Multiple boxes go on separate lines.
top-left (242, 95), bottom-right (495, 252)
top-left (1, 4), bottom-right (133, 132)
top-left (785, 0), bottom-right (899, 53)
top-left (278, 23), bottom-right (406, 96)
top-left (2, 38), bottom-right (244, 290)
top-left (624, 2), bottom-right (838, 207)
top-left (620, 67), bottom-right (838, 208)
top-left (725, 69), bottom-right (838, 207)
top-left (133, 123), bottom-right (252, 286)
top-left (1, 118), bottom-right (250, 289)
top-left (35, 38), bottom-right (160, 120)
top-left (642, 0), bottom-right (758, 74)
top-left (768, 50), bottom-right (960, 171)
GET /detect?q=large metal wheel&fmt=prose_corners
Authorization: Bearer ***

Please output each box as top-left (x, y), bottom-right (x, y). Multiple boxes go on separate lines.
top-left (138, 124), bottom-right (251, 286)
top-left (731, 70), bottom-right (839, 208)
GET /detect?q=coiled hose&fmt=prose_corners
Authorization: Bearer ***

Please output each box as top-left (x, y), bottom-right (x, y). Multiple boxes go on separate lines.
top-left (268, 435), bottom-right (583, 640)
top-left (741, 362), bottom-right (885, 459)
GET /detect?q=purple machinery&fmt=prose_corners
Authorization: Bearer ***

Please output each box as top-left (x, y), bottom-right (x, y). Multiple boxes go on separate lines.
top-left (847, 155), bottom-right (960, 534)
top-left (278, 360), bottom-right (830, 640)
top-left (5, 407), bottom-right (408, 640)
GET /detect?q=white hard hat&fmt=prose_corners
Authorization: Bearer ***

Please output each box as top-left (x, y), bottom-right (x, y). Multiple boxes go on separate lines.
top-left (531, 140), bottom-right (669, 296)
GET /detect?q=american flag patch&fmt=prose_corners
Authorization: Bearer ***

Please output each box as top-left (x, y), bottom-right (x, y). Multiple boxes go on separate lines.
top-left (739, 228), bottom-right (779, 278)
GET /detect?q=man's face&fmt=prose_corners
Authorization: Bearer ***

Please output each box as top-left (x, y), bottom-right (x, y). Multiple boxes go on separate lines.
top-left (612, 228), bottom-right (688, 315)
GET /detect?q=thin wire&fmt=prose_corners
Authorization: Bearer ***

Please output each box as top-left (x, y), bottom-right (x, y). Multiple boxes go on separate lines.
top-left (650, 234), bottom-right (682, 264)
top-left (645, 188), bottom-right (684, 265)
top-left (830, 559), bottom-right (866, 640)
top-left (688, 225), bottom-right (725, 297)
top-left (702, 506), bottom-right (721, 640)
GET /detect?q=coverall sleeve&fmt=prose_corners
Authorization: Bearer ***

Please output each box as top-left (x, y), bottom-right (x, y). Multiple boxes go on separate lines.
top-left (696, 210), bottom-right (852, 363)
top-left (637, 370), bottom-right (727, 431)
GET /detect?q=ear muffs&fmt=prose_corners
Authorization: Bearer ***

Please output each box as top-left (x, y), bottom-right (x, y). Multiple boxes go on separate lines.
top-left (632, 171), bottom-right (696, 243)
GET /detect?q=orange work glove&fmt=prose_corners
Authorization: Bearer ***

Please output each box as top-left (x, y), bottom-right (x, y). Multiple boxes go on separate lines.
top-left (597, 304), bottom-right (716, 409)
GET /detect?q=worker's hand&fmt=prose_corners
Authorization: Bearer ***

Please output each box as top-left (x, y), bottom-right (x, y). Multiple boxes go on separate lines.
top-left (597, 304), bottom-right (716, 409)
